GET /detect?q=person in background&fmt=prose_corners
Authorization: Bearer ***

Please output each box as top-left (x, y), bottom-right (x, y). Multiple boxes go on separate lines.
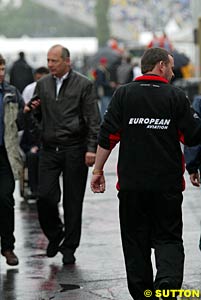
top-left (22, 67), bottom-right (49, 104)
top-left (184, 94), bottom-right (201, 182)
top-left (0, 53), bottom-right (25, 266)
top-left (9, 51), bottom-right (34, 93)
top-left (185, 95), bottom-right (201, 252)
top-left (91, 47), bottom-right (201, 300)
top-left (116, 55), bottom-right (133, 86)
top-left (185, 148), bottom-right (201, 251)
top-left (24, 44), bottom-right (100, 265)
top-left (147, 32), bottom-right (160, 48)
top-left (132, 61), bottom-right (142, 79)
top-left (159, 32), bottom-right (173, 52)
top-left (21, 67), bottom-right (49, 199)
top-left (95, 57), bottom-right (116, 121)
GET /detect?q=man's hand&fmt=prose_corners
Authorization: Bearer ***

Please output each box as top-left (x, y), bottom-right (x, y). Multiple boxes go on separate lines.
top-left (30, 146), bottom-right (39, 154)
top-left (190, 172), bottom-right (200, 187)
top-left (85, 152), bottom-right (96, 167)
top-left (91, 174), bottom-right (105, 193)
top-left (23, 99), bottom-right (41, 113)
top-left (89, 145), bottom-right (111, 193)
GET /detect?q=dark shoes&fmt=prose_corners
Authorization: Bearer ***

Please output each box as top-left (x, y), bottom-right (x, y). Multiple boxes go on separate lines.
top-left (46, 231), bottom-right (64, 258)
top-left (62, 252), bottom-right (76, 265)
top-left (2, 250), bottom-right (19, 266)
top-left (60, 247), bottom-right (76, 265)
top-left (46, 231), bottom-right (76, 264)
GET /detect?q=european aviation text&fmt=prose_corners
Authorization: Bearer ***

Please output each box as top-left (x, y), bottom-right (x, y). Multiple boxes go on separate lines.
top-left (129, 118), bottom-right (171, 130)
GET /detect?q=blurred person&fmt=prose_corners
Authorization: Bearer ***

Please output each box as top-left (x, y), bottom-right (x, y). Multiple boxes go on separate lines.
top-left (95, 57), bottom-right (116, 120)
top-left (148, 32), bottom-right (173, 53)
top-left (147, 33), bottom-right (160, 48)
top-left (116, 55), bottom-right (133, 85)
top-left (180, 62), bottom-right (194, 79)
top-left (91, 48), bottom-right (201, 299)
top-left (108, 37), bottom-right (124, 55)
top-left (184, 95), bottom-right (201, 253)
top-left (171, 49), bottom-right (190, 82)
top-left (159, 32), bottom-right (173, 52)
top-left (24, 44), bottom-right (100, 265)
top-left (21, 67), bottom-right (49, 199)
top-left (132, 61), bottom-right (142, 79)
top-left (185, 146), bottom-right (201, 252)
top-left (22, 67), bottom-right (49, 104)
top-left (184, 95), bottom-right (201, 179)
top-left (10, 51), bottom-right (34, 93)
top-left (186, 146), bottom-right (201, 189)
top-left (0, 53), bottom-right (25, 266)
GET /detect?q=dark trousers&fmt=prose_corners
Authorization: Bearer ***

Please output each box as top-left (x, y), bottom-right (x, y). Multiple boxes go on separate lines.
top-left (27, 150), bottom-right (39, 194)
top-left (0, 146), bottom-right (15, 253)
top-left (118, 190), bottom-right (184, 300)
top-left (37, 145), bottom-right (88, 253)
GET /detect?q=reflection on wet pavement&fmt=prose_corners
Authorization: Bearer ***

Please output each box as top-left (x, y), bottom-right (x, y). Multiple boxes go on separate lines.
top-left (1, 154), bottom-right (201, 299)
top-left (1, 200), bottom-right (61, 299)
top-left (1, 168), bottom-right (130, 300)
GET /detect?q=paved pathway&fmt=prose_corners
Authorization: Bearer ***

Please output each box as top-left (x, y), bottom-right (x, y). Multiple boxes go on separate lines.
top-left (0, 146), bottom-right (201, 299)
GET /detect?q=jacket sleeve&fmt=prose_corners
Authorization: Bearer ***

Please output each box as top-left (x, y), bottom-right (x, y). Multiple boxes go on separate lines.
top-left (186, 145), bottom-right (201, 174)
top-left (82, 82), bottom-right (101, 153)
top-left (176, 91), bottom-right (201, 146)
top-left (98, 87), bottom-right (122, 150)
top-left (31, 82), bottom-right (42, 123)
top-left (26, 82), bottom-right (42, 145)
top-left (15, 87), bottom-right (25, 131)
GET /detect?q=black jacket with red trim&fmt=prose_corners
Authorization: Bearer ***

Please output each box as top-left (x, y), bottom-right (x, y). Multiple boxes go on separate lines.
top-left (98, 74), bottom-right (201, 191)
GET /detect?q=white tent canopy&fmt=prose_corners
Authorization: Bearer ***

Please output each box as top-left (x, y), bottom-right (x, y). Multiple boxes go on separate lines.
top-left (0, 36), bottom-right (98, 67)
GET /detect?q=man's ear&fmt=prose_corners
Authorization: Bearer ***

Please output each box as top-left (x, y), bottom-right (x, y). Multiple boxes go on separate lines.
top-left (65, 57), bottom-right (70, 64)
top-left (158, 60), bottom-right (165, 73)
top-left (159, 61), bottom-right (164, 69)
top-left (65, 57), bottom-right (71, 69)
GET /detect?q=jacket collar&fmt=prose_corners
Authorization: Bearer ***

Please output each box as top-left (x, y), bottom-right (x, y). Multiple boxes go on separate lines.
top-left (134, 74), bottom-right (168, 84)
top-left (52, 68), bottom-right (72, 81)
top-left (0, 81), bottom-right (12, 93)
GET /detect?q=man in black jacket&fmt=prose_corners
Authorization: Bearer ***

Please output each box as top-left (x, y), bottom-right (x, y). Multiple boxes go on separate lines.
top-left (24, 44), bottom-right (100, 265)
top-left (91, 48), bottom-right (201, 300)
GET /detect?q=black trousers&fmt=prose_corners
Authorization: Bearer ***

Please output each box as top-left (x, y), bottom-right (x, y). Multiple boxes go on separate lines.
top-left (0, 146), bottom-right (15, 253)
top-left (27, 150), bottom-right (39, 195)
top-left (37, 144), bottom-right (88, 253)
top-left (118, 190), bottom-right (184, 300)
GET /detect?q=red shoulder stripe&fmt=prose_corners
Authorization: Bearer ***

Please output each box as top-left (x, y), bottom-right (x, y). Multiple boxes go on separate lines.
top-left (134, 75), bottom-right (168, 84)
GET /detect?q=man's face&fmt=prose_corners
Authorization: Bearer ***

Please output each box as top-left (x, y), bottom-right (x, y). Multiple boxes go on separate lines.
top-left (47, 47), bottom-right (70, 78)
top-left (0, 64), bottom-right (5, 83)
top-left (164, 55), bottom-right (175, 82)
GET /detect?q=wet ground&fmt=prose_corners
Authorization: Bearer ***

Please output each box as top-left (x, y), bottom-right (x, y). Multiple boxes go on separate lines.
top-left (1, 147), bottom-right (201, 300)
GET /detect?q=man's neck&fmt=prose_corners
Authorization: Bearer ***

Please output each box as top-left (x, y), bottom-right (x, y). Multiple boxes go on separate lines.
top-left (144, 72), bottom-right (160, 77)
top-left (55, 71), bottom-right (69, 80)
